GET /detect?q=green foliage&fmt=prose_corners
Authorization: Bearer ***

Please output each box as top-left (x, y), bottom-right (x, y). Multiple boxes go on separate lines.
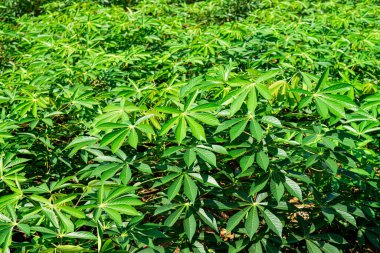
top-left (0, 0), bottom-right (379, 252)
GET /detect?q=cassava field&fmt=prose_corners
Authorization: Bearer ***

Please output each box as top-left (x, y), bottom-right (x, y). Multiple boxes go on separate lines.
top-left (0, 0), bottom-right (379, 252)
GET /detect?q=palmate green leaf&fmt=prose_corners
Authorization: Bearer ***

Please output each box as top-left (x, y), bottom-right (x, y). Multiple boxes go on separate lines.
top-left (184, 91), bottom-right (199, 111)
top-left (226, 207), bottom-right (250, 233)
top-left (176, 117), bottom-right (187, 144)
top-left (110, 129), bottom-right (129, 152)
top-left (128, 129), bottom-right (138, 148)
top-left (154, 204), bottom-right (182, 216)
top-left (91, 163), bottom-right (121, 178)
top-left (6, 205), bottom-right (16, 222)
top-left (100, 128), bottom-right (127, 149)
top-left (56, 210), bottom-right (74, 232)
top-left (270, 178), bottom-right (284, 203)
top-left (187, 116), bottom-right (206, 141)
top-left (97, 123), bottom-right (129, 130)
top-left (179, 76), bottom-right (202, 97)
top-left (60, 206), bottom-right (86, 219)
top-left (362, 93), bottom-right (380, 110)
top-left (0, 193), bottom-right (22, 208)
top-left (191, 113), bottom-right (220, 126)
top-left (103, 207), bottom-right (122, 225)
top-left (66, 136), bottom-right (98, 156)
top-left (291, 88), bottom-right (313, 95)
top-left (216, 118), bottom-right (243, 133)
top-left (184, 211), bottom-right (196, 241)
top-left (108, 197), bottom-right (144, 206)
top-left (230, 89), bottom-right (249, 116)
top-left (101, 165), bottom-right (120, 181)
top-left (228, 79), bottom-right (273, 116)
top-left (194, 148), bottom-right (216, 167)
top-left (256, 70), bottom-right (280, 84)
top-left (41, 207), bottom-right (59, 228)
top-left (120, 165), bottom-right (132, 185)
top-left (230, 119), bottom-right (248, 141)
top-left (104, 186), bottom-right (137, 202)
top-left (245, 207), bottom-right (259, 239)
top-left (317, 96), bottom-right (346, 118)
top-left (261, 116), bottom-right (282, 127)
top-left (164, 206), bottom-right (185, 227)
top-left (306, 240), bottom-right (323, 253)
top-left (364, 231), bottom-right (380, 250)
top-left (189, 173), bottom-right (221, 188)
top-left (211, 145), bottom-right (228, 154)
top-left (298, 95), bottom-right (313, 109)
top-left (247, 87), bottom-right (257, 114)
top-left (192, 240), bottom-right (207, 253)
top-left (263, 209), bottom-right (283, 237)
top-left (156, 107), bottom-right (182, 114)
top-left (315, 68), bottom-right (329, 91)
top-left (184, 174), bottom-right (198, 202)
top-left (325, 158), bottom-right (338, 175)
top-left (135, 163), bottom-right (152, 174)
top-left (284, 176), bottom-right (303, 201)
top-left (105, 204), bottom-right (140, 216)
top-left (136, 124), bottom-right (155, 135)
top-left (190, 103), bottom-right (219, 112)
top-left (14, 101), bottom-right (33, 118)
top-left (163, 146), bottom-right (184, 157)
top-left (65, 136), bottom-right (98, 150)
top-left (250, 119), bottom-right (263, 142)
top-left (321, 83), bottom-right (352, 94)
top-left (334, 209), bottom-right (356, 227)
top-left (315, 99), bottom-right (329, 119)
top-left (152, 173), bottom-right (180, 188)
top-left (94, 104), bottom-right (138, 125)
top-left (184, 148), bottom-right (196, 167)
top-left (159, 116), bottom-right (179, 136)
top-left (3, 156), bottom-right (28, 172)
top-left (250, 174), bottom-right (269, 196)
top-left (30, 226), bottom-right (57, 236)
top-left (320, 242), bottom-right (340, 253)
top-left (54, 194), bottom-right (77, 205)
top-left (167, 175), bottom-right (183, 201)
top-left (65, 231), bottom-right (97, 240)
top-left (56, 245), bottom-right (84, 252)
top-left (256, 151), bottom-right (269, 171)
top-left (313, 93), bottom-right (356, 119)
top-left (249, 242), bottom-right (263, 253)
top-left (239, 155), bottom-right (255, 172)
top-left (255, 82), bottom-right (272, 100)
top-left (0, 214), bottom-right (11, 223)
top-left (17, 224), bottom-right (30, 236)
top-left (323, 94), bottom-right (357, 110)
top-left (197, 208), bottom-right (218, 232)
top-left (0, 132), bottom-right (13, 140)
top-left (0, 225), bottom-right (12, 250)
top-left (299, 72), bottom-right (317, 90)
top-left (0, 96), bottom-right (10, 104)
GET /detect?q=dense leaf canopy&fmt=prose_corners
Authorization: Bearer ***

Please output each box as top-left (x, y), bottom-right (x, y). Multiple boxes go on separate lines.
top-left (0, 0), bottom-right (379, 252)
